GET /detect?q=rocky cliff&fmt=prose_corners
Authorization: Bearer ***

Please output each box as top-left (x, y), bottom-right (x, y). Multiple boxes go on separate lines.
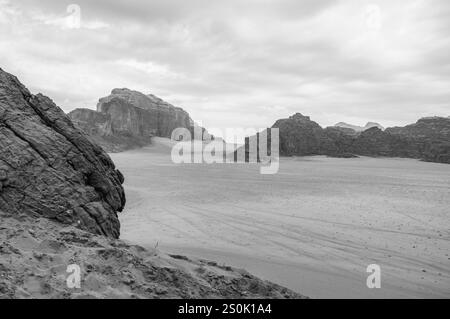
top-left (69, 88), bottom-right (209, 152)
top-left (0, 67), bottom-right (125, 238)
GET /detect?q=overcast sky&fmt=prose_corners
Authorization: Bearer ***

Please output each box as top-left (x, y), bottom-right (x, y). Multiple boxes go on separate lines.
top-left (1, 0), bottom-right (449, 136)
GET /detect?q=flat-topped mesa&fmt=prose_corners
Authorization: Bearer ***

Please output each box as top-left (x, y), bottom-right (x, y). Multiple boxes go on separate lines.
top-left (0, 67), bottom-right (125, 238)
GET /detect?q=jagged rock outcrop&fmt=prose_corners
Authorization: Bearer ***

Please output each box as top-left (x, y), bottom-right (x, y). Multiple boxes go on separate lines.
top-left (334, 121), bottom-right (384, 132)
top-left (0, 68), bottom-right (125, 238)
top-left (244, 112), bottom-right (449, 163)
top-left (69, 88), bottom-right (210, 152)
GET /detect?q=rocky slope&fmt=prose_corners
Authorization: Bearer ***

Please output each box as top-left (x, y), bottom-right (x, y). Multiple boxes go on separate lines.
top-left (0, 67), bottom-right (304, 299)
top-left (69, 89), bottom-right (210, 152)
top-left (0, 68), bottom-right (125, 238)
top-left (242, 113), bottom-right (450, 163)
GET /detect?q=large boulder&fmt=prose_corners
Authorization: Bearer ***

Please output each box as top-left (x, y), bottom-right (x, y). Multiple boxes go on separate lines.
top-left (0, 68), bottom-right (125, 238)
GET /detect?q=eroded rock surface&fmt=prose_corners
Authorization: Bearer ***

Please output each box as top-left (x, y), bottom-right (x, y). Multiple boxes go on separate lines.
top-left (0, 68), bottom-right (125, 238)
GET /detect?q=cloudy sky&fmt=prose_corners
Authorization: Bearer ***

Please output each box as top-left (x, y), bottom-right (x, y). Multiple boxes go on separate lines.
top-left (1, 0), bottom-right (449, 136)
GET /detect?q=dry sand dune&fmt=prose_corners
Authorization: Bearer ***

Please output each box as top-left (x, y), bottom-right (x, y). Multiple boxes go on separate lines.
top-left (110, 138), bottom-right (450, 298)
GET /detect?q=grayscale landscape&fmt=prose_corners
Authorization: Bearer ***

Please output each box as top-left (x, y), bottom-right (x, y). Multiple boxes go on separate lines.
top-left (1, 0), bottom-right (449, 301)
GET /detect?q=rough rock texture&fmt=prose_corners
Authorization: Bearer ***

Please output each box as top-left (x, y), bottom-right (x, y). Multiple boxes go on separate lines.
top-left (249, 113), bottom-right (450, 163)
top-left (0, 68), bottom-right (125, 238)
top-left (0, 214), bottom-right (306, 299)
top-left (69, 88), bottom-right (210, 152)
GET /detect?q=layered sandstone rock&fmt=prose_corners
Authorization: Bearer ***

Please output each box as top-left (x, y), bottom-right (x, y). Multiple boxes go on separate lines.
top-left (0, 68), bottom-right (125, 238)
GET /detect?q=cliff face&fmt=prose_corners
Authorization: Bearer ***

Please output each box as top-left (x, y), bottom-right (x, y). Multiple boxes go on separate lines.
top-left (267, 113), bottom-right (450, 163)
top-left (0, 68), bottom-right (125, 238)
top-left (68, 88), bottom-right (207, 152)
top-left (97, 88), bottom-right (192, 138)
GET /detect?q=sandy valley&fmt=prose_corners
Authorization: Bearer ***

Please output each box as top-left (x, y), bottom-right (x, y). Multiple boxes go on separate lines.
top-left (110, 138), bottom-right (450, 298)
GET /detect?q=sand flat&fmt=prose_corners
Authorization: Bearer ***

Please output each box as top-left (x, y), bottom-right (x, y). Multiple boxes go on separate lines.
top-left (110, 141), bottom-right (450, 298)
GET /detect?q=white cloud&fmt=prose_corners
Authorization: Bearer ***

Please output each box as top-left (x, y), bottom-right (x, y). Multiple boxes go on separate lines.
top-left (0, 0), bottom-right (449, 134)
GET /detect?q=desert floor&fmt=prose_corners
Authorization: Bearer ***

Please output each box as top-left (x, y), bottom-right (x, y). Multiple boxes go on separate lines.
top-left (110, 138), bottom-right (450, 298)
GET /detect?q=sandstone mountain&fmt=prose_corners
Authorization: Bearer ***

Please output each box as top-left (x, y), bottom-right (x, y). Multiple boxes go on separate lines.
top-left (334, 121), bottom-right (384, 132)
top-left (241, 113), bottom-right (450, 164)
top-left (0, 67), bottom-right (303, 299)
top-left (69, 88), bottom-right (210, 152)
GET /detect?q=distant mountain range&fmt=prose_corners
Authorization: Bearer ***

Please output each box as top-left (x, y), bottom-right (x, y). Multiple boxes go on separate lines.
top-left (65, 87), bottom-right (449, 164)
top-left (334, 121), bottom-right (384, 132)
